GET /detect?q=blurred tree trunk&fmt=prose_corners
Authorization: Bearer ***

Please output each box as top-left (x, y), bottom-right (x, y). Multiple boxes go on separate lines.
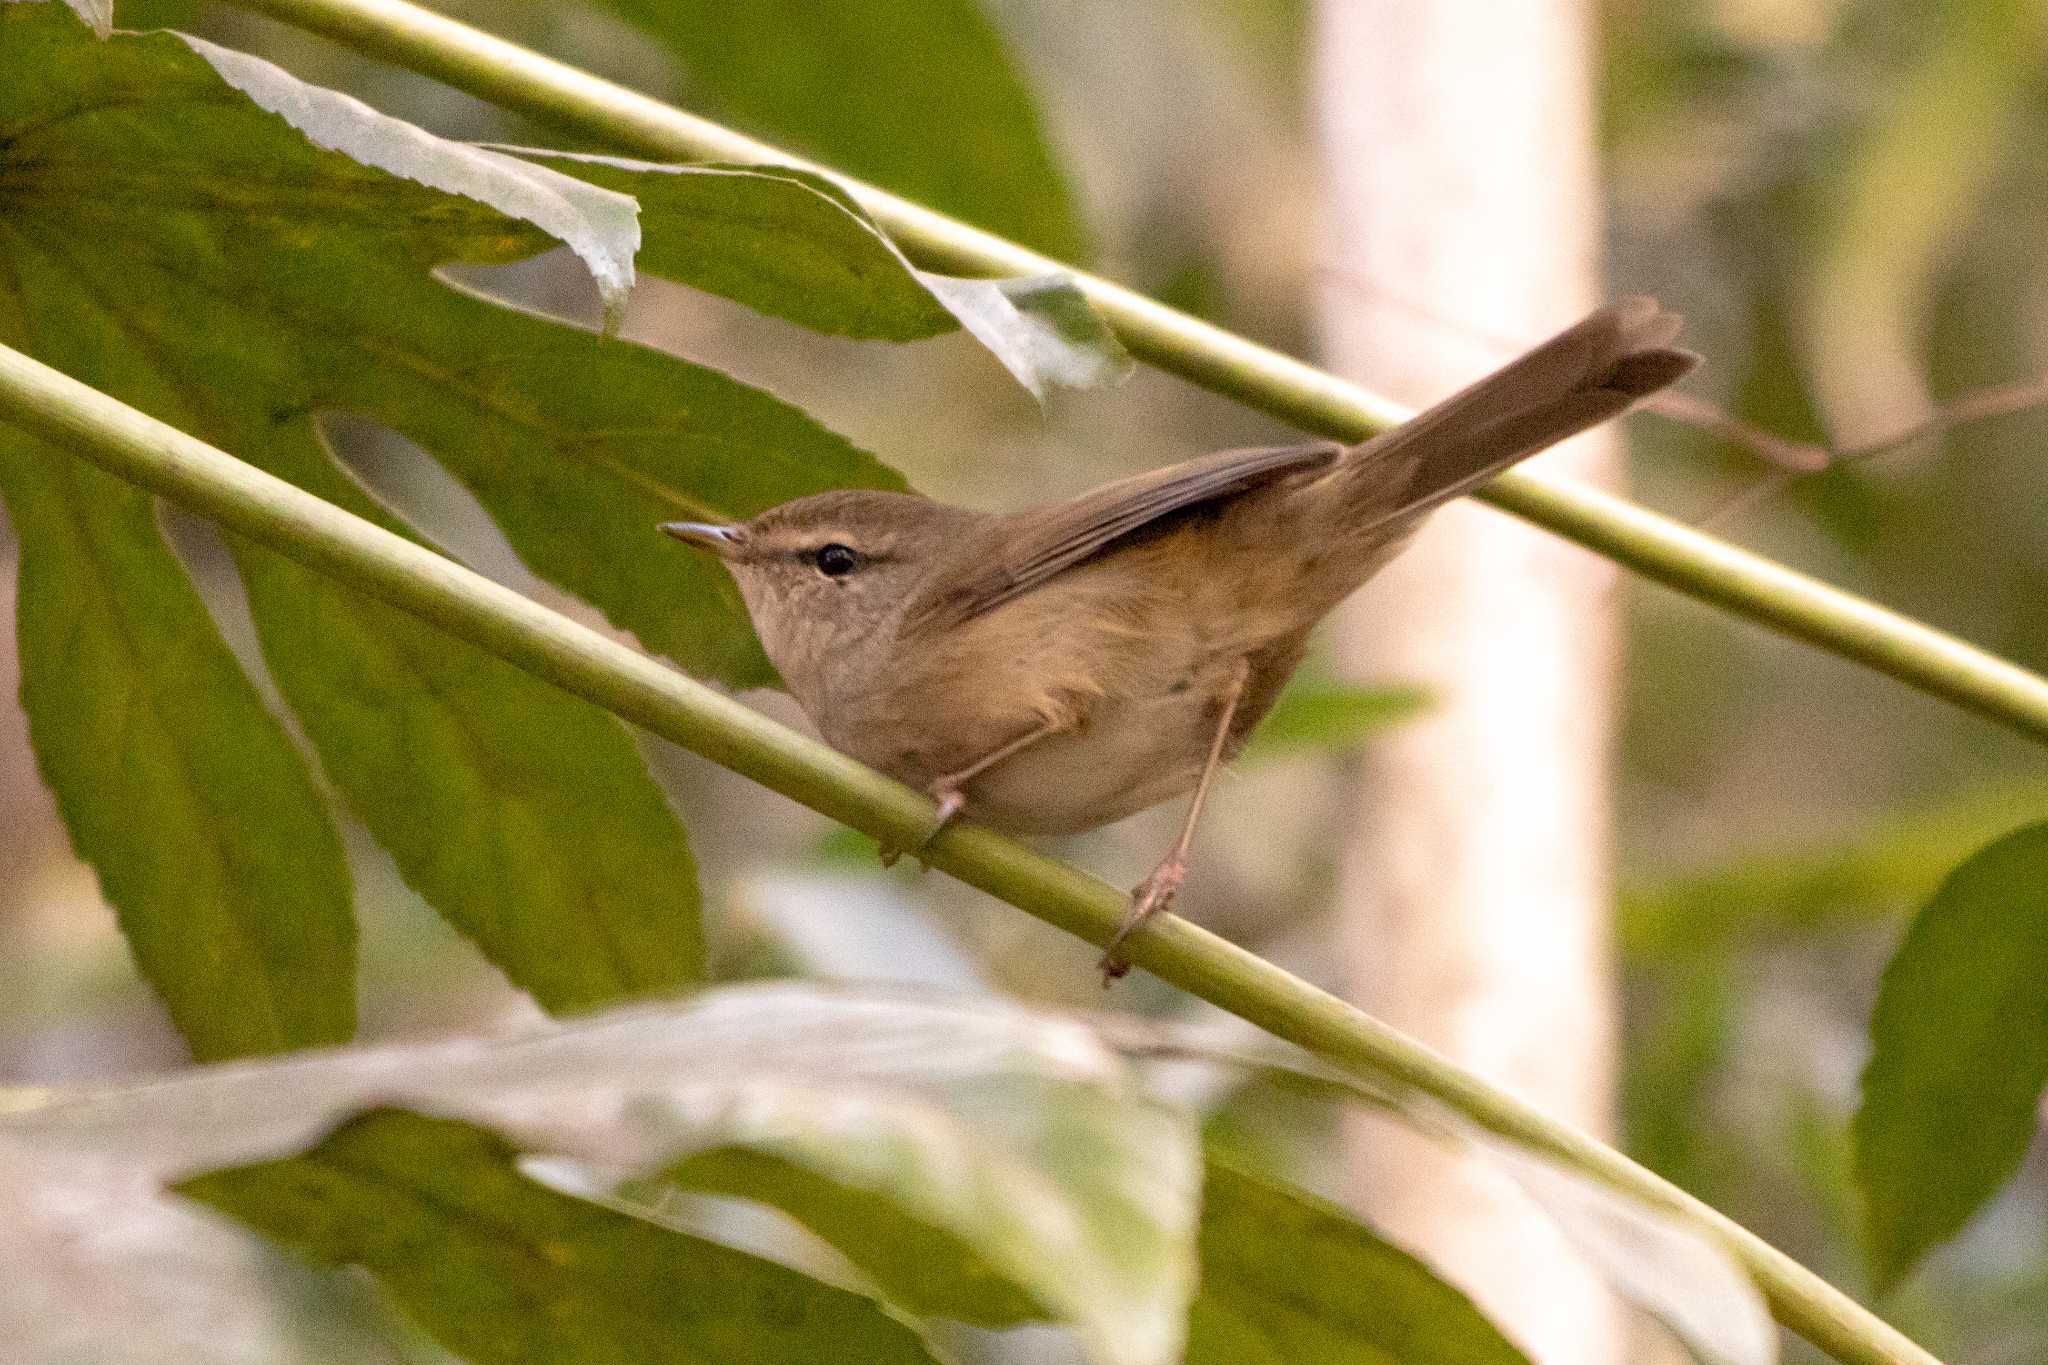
top-left (1310, 3), bottom-right (1626, 1360)
top-left (0, 538), bottom-right (58, 910)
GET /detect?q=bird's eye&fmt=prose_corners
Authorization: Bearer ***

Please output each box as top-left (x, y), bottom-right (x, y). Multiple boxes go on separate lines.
top-left (812, 543), bottom-right (863, 578)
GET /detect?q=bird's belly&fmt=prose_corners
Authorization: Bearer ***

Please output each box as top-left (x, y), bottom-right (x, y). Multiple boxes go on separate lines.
top-left (959, 688), bottom-right (1220, 836)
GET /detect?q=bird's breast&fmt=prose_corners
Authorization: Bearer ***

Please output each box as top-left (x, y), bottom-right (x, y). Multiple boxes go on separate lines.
top-left (956, 683), bottom-right (1229, 834)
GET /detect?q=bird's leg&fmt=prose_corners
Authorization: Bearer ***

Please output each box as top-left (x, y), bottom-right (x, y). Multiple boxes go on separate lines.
top-left (878, 716), bottom-right (1067, 867)
top-left (1100, 659), bottom-right (1251, 983)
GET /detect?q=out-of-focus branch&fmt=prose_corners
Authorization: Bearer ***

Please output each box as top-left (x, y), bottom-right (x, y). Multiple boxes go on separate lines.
top-left (1643, 392), bottom-right (1831, 473)
top-left (1317, 264), bottom-right (2048, 485)
top-left (1651, 373), bottom-right (2048, 476)
top-left (1650, 374), bottom-right (2048, 532)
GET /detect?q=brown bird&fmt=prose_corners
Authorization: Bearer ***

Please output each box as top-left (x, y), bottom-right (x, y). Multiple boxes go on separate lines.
top-left (664, 299), bottom-right (1695, 978)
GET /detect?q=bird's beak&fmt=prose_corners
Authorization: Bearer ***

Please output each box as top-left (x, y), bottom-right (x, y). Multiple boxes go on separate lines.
top-left (660, 522), bottom-right (745, 557)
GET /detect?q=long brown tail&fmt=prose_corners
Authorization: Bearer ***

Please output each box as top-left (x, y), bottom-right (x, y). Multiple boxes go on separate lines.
top-left (1336, 297), bottom-right (1697, 530)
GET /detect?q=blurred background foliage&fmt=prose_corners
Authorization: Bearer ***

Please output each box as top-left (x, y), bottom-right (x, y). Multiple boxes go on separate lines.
top-left (3, 1), bottom-right (2046, 1360)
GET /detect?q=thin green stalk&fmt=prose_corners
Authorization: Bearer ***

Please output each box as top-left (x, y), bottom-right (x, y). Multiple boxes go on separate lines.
top-left (0, 340), bottom-right (1937, 1365)
top-left (219, 0), bottom-right (2048, 750)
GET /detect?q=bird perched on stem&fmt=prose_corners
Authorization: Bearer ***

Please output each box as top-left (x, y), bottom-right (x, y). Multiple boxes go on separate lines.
top-left (665, 298), bottom-right (1696, 979)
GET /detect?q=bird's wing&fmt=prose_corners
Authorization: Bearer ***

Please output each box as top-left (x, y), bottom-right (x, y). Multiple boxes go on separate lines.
top-left (909, 440), bottom-right (1340, 628)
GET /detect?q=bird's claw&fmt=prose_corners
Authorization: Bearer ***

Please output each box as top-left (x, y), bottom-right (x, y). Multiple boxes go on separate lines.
top-left (1099, 860), bottom-right (1185, 985)
top-left (880, 785), bottom-right (966, 870)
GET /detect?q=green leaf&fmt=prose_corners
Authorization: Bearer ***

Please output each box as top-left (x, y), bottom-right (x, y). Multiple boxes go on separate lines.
top-left (5, 4), bottom-right (931, 1017)
top-left (1853, 820), bottom-right (2048, 1291)
top-left (918, 269), bottom-right (1132, 400)
top-left (179, 1108), bottom-right (939, 1365)
top-left (1496, 1146), bottom-right (1776, 1365)
top-left (592, 0), bottom-right (1090, 262)
top-left (508, 153), bottom-right (954, 341)
top-left (1619, 780), bottom-right (2048, 961)
top-left (1189, 1161), bottom-right (1531, 1364)
top-left (1160, 1044), bottom-right (1776, 1365)
top-left (179, 33), bottom-right (643, 331)
top-left (642, 998), bottom-right (1198, 1365)
top-left (1238, 678), bottom-right (1430, 764)
top-left (1621, 961), bottom-right (1739, 1199)
top-left (0, 134), bottom-right (353, 1056)
top-left (653, 1067), bottom-right (1197, 1361)
top-left (48, 0), bottom-right (112, 37)
top-left (665, 1146), bottom-right (1045, 1325)
top-left (510, 151), bottom-right (1131, 397)
top-left (0, 985), bottom-right (1195, 1365)
top-left (232, 424), bottom-right (703, 1008)
top-left (0, 441), bottom-right (355, 1060)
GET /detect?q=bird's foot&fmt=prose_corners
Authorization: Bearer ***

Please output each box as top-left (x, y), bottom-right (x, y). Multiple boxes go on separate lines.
top-left (1099, 859), bottom-right (1185, 985)
top-left (880, 784), bottom-right (966, 869)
